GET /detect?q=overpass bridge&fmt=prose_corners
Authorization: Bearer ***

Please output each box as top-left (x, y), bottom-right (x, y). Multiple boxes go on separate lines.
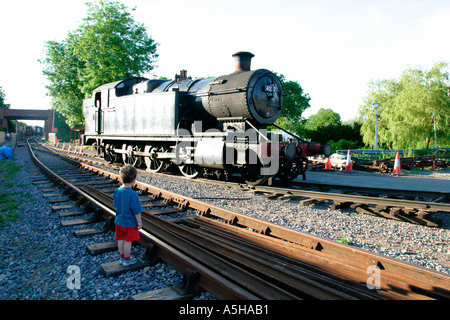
top-left (0, 109), bottom-right (55, 140)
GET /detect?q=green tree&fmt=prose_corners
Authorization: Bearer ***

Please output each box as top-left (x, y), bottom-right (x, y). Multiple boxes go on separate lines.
top-left (71, 0), bottom-right (158, 96)
top-left (303, 109), bottom-right (363, 152)
top-left (359, 62), bottom-right (450, 149)
top-left (41, 41), bottom-right (85, 127)
top-left (273, 73), bottom-right (311, 135)
top-left (0, 86), bottom-right (10, 109)
top-left (40, 0), bottom-right (159, 127)
top-left (304, 108), bottom-right (341, 131)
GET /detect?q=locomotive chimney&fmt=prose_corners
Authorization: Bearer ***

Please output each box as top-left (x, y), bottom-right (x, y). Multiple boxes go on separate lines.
top-left (232, 51), bottom-right (254, 71)
top-left (175, 69), bottom-right (190, 82)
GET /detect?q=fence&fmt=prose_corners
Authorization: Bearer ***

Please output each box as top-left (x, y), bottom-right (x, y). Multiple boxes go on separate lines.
top-left (337, 148), bottom-right (450, 156)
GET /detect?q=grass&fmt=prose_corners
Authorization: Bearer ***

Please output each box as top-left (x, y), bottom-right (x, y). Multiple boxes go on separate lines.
top-left (335, 237), bottom-right (352, 245)
top-left (0, 159), bottom-right (33, 228)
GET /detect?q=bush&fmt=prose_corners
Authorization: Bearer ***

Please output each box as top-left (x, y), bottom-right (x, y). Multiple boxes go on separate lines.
top-left (328, 139), bottom-right (360, 154)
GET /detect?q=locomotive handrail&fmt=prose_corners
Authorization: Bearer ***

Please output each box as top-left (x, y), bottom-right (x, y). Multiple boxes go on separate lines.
top-left (245, 120), bottom-right (270, 142)
top-left (272, 124), bottom-right (308, 143)
top-left (192, 86), bottom-right (247, 96)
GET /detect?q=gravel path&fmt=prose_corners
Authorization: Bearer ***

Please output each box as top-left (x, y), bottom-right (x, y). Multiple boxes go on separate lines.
top-left (0, 144), bottom-right (449, 300)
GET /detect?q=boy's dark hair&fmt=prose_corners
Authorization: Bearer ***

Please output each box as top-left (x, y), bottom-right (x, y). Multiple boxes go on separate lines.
top-left (119, 164), bottom-right (137, 184)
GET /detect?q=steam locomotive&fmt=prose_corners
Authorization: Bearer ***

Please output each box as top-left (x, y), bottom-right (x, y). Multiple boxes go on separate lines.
top-left (83, 52), bottom-right (330, 185)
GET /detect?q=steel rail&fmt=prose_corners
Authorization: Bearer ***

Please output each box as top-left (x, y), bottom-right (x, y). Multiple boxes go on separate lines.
top-left (38, 141), bottom-right (361, 299)
top-left (289, 180), bottom-right (449, 203)
top-left (26, 140), bottom-right (260, 300)
top-left (252, 184), bottom-right (450, 212)
top-left (79, 161), bottom-right (450, 299)
top-left (46, 143), bottom-right (450, 209)
top-left (83, 185), bottom-right (381, 300)
top-left (34, 141), bottom-right (450, 299)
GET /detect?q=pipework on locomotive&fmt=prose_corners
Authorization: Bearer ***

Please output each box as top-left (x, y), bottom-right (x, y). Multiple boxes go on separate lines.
top-left (82, 52), bottom-right (330, 185)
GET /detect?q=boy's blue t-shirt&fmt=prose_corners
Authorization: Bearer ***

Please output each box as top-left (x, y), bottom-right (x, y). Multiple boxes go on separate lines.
top-left (112, 186), bottom-right (143, 228)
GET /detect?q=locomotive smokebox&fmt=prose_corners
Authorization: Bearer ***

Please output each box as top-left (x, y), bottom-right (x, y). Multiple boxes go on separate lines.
top-left (184, 51), bottom-right (283, 126)
top-left (233, 51), bottom-right (255, 71)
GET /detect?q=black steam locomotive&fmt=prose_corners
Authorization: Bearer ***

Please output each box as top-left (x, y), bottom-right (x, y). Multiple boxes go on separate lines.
top-left (83, 52), bottom-right (329, 185)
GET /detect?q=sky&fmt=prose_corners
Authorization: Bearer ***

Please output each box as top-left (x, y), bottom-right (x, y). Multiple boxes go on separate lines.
top-left (1, 0), bottom-right (450, 126)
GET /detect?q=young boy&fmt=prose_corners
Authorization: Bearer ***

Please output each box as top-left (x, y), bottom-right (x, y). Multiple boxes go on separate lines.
top-left (113, 164), bottom-right (143, 266)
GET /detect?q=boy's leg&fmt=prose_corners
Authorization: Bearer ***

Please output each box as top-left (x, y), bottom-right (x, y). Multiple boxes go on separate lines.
top-left (117, 240), bottom-right (124, 257)
top-left (123, 240), bottom-right (132, 259)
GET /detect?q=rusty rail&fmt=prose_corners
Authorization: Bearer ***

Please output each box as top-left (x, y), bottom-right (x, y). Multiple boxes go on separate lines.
top-left (47, 143), bottom-right (449, 227)
top-left (33, 141), bottom-right (450, 299)
top-left (80, 162), bottom-right (450, 299)
top-left (82, 185), bottom-right (382, 299)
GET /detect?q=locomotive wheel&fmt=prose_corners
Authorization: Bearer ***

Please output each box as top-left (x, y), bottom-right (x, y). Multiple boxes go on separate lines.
top-left (240, 164), bottom-right (268, 186)
top-left (122, 144), bottom-right (144, 168)
top-left (122, 144), bottom-right (136, 166)
top-left (277, 160), bottom-right (300, 183)
top-left (104, 144), bottom-right (115, 164)
top-left (179, 164), bottom-right (202, 179)
top-left (93, 142), bottom-right (103, 157)
top-left (144, 145), bottom-right (168, 173)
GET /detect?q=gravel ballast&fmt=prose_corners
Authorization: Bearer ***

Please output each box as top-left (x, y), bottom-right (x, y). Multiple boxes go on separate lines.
top-left (0, 145), bottom-right (198, 300)
top-left (0, 144), bottom-right (449, 300)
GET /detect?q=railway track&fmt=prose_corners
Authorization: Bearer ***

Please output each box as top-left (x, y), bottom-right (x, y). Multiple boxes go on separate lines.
top-left (27, 139), bottom-right (450, 300)
top-left (237, 182), bottom-right (448, 227)
top-left (47, 143), bottom-right (449, 227)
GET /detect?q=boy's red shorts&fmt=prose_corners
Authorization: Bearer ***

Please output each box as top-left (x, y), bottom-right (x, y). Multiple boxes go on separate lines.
top-left (115, 224), bottom-right (140, 242)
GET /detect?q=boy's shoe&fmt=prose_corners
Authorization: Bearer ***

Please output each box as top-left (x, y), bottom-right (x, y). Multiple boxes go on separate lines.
top-left (123, 257), bottom-right (137, 266)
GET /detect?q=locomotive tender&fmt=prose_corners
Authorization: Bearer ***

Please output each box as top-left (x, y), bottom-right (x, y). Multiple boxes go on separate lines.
top-left (83, 52), bottom-right (329, 185)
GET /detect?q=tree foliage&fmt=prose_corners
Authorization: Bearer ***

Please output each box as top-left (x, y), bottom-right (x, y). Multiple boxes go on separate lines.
top-left (273, 73), bottom-right (311, 135)
top-left (358, 62), bottom-right (450, 149)
top-left (303, 109), bottom-right (363, 152)
top-left (304, 108), bottom-right (341, 131)
top-left (270, 76), bottom-right (363, 151)
top-left (40, 0), bottom-right (158, 127)
top-left (71, 0), bottom-right (158, 96)
top-left (40, 41), bottom-right (85, 127)
top-left (0, 86), bottom-right (10, 109)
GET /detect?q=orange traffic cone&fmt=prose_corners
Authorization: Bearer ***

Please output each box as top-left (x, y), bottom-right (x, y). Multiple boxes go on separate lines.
top-left (345, 150), bottom-right (352, 172)
top-left (68, 143), bottom-right (72, 151)
top-left (62, 142), bottom-right (66, 150)
top-left (324, 157), bottom-right (333, 170)
top-left (392, 152), bottom-right (401, 175)
top-left (75, 144), bottom-right (79, 152)
top-left (80, 144), bottom-right (84, 153)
